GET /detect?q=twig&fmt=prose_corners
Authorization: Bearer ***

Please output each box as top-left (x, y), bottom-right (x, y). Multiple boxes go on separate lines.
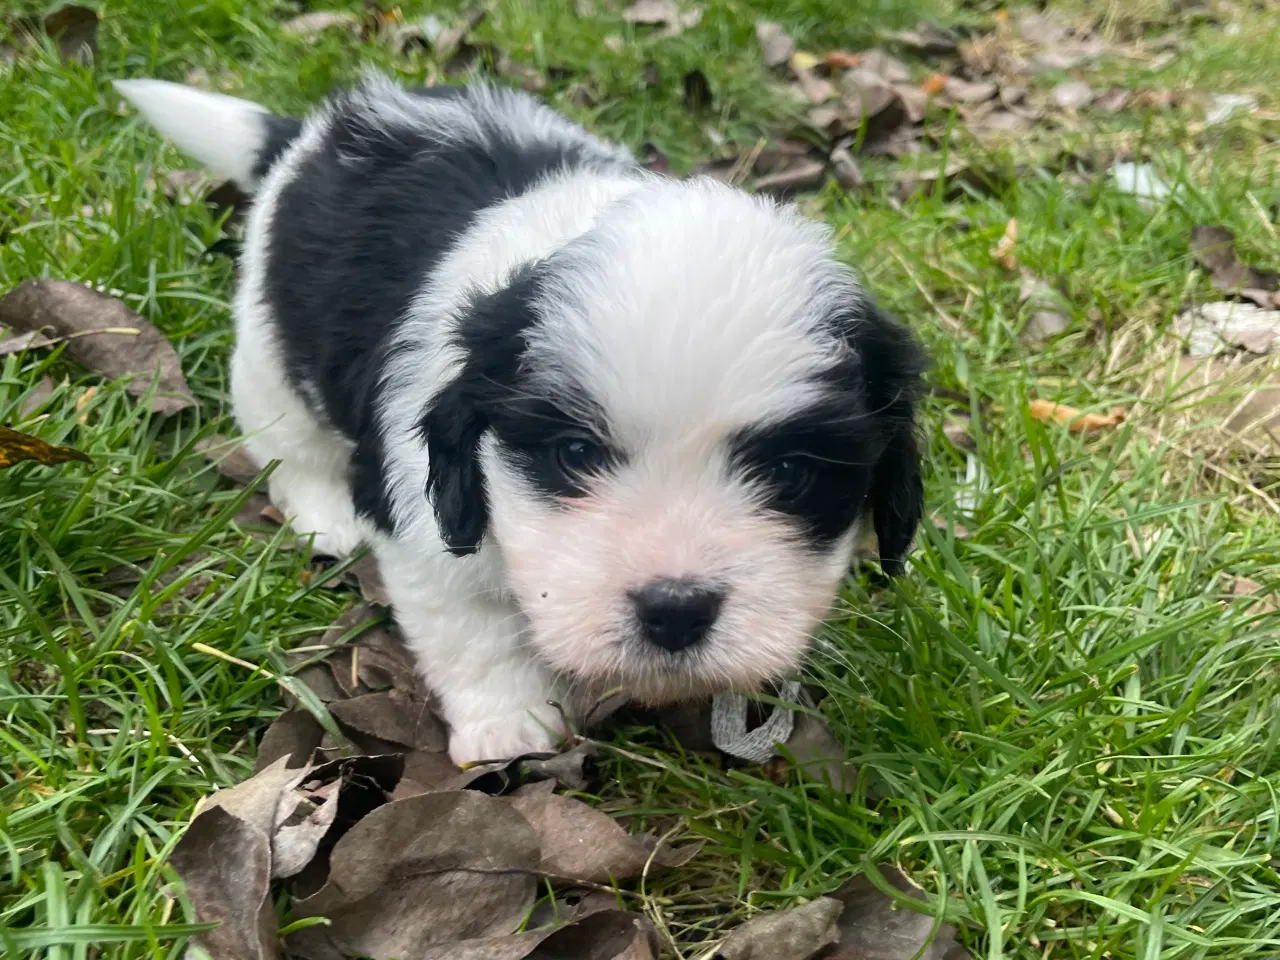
top-left (886, 245), bottom-right (964, 334)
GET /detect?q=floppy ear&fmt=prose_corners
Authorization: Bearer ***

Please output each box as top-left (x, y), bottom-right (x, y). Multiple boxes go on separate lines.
top-left (419, 266), bottom-right (543, 556)
top-left (854, 302), bottom-right (927, 576)
top-left (422, 382), bottom-right (490, 556)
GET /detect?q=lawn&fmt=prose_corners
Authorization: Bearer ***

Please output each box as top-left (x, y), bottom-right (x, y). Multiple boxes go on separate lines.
top-left (3, 0), bottom-right (1280, 957)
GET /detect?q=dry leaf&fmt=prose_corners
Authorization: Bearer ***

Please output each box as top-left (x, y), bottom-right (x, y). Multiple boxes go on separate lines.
top-left (42, 5), bottom-right (98, 64)
top-left (880, 21), bottom-right (959, 56)
top-left (714, 897), bottom-right (843, 959)
top-left (0, 425), bottom-right (91, 470)
top-left (15, 376), bottom-right (57, 419)
top-left (169, 806), bottom-right (277, 960)
top-left (1190, 225), bottom-right (1280, 297)
top-left (0, 280), bottom-right (196, 415)
top-left (754, 160), bottom-right (826, 197)
top-left (828, 866), bottom-right (959, 959)
top-left (434, 7), bottom-right (489, 63)
top-left (255, 710), bottom-right (325, 772)
top-left (0, 328), bottom-right (54, 356)
top-left (778, 711), bottom-right (857, 792)
top-left (943, 418), bottom-right (975, 451)
top-left (825, 50), bottom-right (861, 70)
top-left (1028, 400), bottom-right (1126, 432)
top-left (272, 783), bottom-right (342, 879)
top-left (943, 76), bottom-right (997, 104)
top-left (1227, 576), bottom-right (1277, 613)
top-left (1051, 80), bottom-right (1094, 110)
top-left (509, 788), bottom-right (697, 884)
top-left (281, 11), bottom-right (361, 39)
top-left (344, 551), bottom-right (391, 605)
top-left (195, 434), bottom-right (261, 486)
top-left (920, 73), bottom-right (947, 96)
top-left (858, 49), bottom-right (911, 85)
top-left (755, 21), bottom-right (795, 68)
top-left (1206, 93), bottom-right (1256, 125)
top-left (1177, 301), bottom-right (1280, 357)
top-left (622, 0), bottom-right (702, 36)
top-left (1024, 310), bottom-right (1070, 344)
top-left (992, 218), bottom-right (1018, 271)
top-left (830, 144), bottom-right (864, 189)
top-left (293, 790), bottom-right (541, 956)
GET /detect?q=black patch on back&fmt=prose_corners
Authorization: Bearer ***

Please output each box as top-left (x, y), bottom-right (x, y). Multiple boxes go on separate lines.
top-left (260, 83), bottom-right (634, 533)
top-left (250, 115), bottom-right (303, 184)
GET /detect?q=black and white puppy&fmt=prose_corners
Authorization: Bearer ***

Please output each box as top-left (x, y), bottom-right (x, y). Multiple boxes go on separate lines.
top-left (116, 73), bottom-right (926, 764)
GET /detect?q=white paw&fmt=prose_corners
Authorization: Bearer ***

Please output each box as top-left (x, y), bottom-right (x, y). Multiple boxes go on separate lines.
top-left (300, 522), bottom-right (365, 560)
top-left (447, 703), bottom-right (567, 766)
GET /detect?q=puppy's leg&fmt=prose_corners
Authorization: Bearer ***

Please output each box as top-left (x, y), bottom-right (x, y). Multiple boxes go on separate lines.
top-left (377, 535), bottom-right (568, 764)
top-left (229, 321), bottom-right (366, 559)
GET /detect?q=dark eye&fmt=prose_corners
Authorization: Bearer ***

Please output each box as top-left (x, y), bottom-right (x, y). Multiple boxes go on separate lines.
top-left (554, 437), bottom-right (607, 478)
top-left (764, 457), bottom-right (814, 502)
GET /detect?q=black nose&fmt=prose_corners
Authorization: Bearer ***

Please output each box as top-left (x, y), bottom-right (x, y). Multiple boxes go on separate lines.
top-left (631, 578), bottom-right (724, 652)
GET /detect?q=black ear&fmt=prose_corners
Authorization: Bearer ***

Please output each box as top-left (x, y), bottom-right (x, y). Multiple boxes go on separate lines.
top-left (422, 382), bottom-right (490, 556)
top-left (419, 266), bottom-right (544, 556)
top-left (855, 302), bottom-right (927, 576)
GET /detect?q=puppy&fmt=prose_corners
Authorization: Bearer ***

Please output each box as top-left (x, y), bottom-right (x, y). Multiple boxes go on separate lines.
top-left (116, 73), bottom-right (926, 764)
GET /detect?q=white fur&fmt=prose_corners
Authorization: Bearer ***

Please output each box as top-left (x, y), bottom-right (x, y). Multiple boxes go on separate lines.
top-left (113, 80), bottom-right (271, 189)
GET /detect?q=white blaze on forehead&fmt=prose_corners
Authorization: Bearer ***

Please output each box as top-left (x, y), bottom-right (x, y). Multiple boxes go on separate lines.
top-left (521, 178), bottom-right (859, 442)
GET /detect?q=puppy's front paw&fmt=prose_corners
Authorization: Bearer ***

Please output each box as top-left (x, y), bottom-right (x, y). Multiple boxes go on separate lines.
top-left (447, 703), bottom-right (567, 766)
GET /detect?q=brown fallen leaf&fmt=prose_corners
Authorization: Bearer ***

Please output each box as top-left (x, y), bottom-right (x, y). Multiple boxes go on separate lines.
top-left (0, 328), bottom-right (54, 356)
top-left (825, 50), bottom-right (861, 70)
top-left (1227, 575), bottom-right (1277, 613)
top-left (0, 425), bottom-right (91, 470)
top-left (1176, 301), bottom-right (1280, 357)
top-left (0, 280), bottom-right (196, 415)
top-left (1190, 225), bottom-right (1280, 298)
top-left (1051, 79), bottom-right (1094, 110)
top-left (528, 910), bottom-right (659, 959)
top-left (281, 11), bottom-right (361, 39)
top-left (509, 787), bottom-right (698, 884)
top-left (195, 434), bottom-right (261, 486)
top-left (342, 550), bottom-right (391, 606)
top-left (169, 806), bottom-right (277, 960)
top-left (37, 5), bottom-right (98, 64)
top-left (329, 689), bottom-right (443, 750)
top-left (433, 7), bottom-right (489, 65)
top-left (777, 710), bottom-right (857, 792)
top-left (943, 75), bottom-right (997, 104)
top-left (920, 73), bottom-right (947, 96)
top-left (755, 21), bottom-right (795, 69)
top-left (622, 0), bottom-right (702, 38)
top-left (754, 160), bottom-right (826, 197)
top-left (292, 790), bottom-right (541, 956)
top-left (880, 21), bottom-right (959, 56)
top-left (15, 376), bottom-right (57, 420)
top-left (827, 866), bottom-right (959, 958)
top-left (992, 218), bottom-right (1018, 271)
top-left (1028, 399), bottom-right (1126, 432)
top-left (830, 143), bottom-right (864, 189)
top-left (858, 49), bottom-right (911, 85)
top-left (714, 897), bottom-right (843, 960)
top-left (255, 710), bottom-right (326, 772)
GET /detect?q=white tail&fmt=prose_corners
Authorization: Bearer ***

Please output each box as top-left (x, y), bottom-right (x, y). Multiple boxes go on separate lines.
top-left (114, 79), bottom-right (273, 189)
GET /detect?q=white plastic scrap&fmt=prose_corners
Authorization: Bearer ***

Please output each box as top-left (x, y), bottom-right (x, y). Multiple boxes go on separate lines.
top-left (1110, 162), bottom-right (1181, 206)
top-left (710, 680), bottom-right (804, 762)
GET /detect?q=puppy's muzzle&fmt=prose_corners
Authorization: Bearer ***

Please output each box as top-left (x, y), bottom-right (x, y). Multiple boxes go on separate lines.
top-left (630, 578), bottom-right (725, 651)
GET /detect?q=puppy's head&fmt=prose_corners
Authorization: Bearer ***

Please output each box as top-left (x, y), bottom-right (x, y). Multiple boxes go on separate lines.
top-left (423, 179), bottom-right (925, 701)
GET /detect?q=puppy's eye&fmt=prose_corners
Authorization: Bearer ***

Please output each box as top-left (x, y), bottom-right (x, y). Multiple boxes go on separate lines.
top-left (554, 437), bottom-right (607, 477)
top-left (764, 457), bottom-right (814, 502)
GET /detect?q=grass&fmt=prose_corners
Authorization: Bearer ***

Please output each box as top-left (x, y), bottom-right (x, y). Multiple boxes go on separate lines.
top-left (3, 0), bottom-right (1280, 956)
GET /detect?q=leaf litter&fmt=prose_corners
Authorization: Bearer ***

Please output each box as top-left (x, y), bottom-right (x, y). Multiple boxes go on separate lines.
top-left (172, 452), bottom-right (961, 958)
top-left (0, 279), bottom-right (197, 415)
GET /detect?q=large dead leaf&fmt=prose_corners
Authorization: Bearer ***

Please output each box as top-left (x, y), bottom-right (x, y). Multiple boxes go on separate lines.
top-left (293, 790), bottom-right (541, 957)
top-left (828, 867), bottom-right (960, 958)
top-left (280, 11), bottom-right (361, 39)
top-left (755, 21), bottom-right (795, 68)
top-left (3, 5), bottom-right (99, 64)
top-left (170, 806), bottom-right (278, 960)
top-left (1190, 226), bottom-right (1280, 303)
top-left (1177, 302), bottom-right (1280, 356)
top-left (509, 787), bottom-right (698, 884)
top-left (713, 897), bottom-right (843, 959)
top-left (0, 279), bottom-right (196, 415)
top-left (196, 434), bottom-right (261, 486)
top-left (0, 425), bottom-right (90, 470)
top-left (622, 0), bottom-right (702, 37)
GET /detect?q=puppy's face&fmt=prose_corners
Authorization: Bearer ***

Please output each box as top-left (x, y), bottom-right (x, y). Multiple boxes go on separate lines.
top-left (425, 181), bottom-right (924, 702)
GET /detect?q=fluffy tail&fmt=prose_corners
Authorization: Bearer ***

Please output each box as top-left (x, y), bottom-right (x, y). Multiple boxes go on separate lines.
top-left (113, 79), bottom-right (302, 192)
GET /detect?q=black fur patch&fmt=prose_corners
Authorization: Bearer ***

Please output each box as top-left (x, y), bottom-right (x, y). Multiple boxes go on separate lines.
top-left (259, 82), bottom-right (635, 533)
top-left (729, 299), bottom-right (926, 570)
top-left (250, 115), bottom-right (302, 184)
